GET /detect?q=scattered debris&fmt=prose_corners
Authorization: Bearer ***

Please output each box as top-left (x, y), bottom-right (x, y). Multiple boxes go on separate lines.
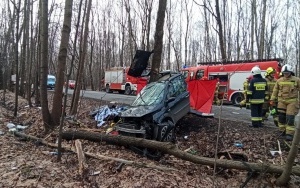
top-left (92, 105), bottom-right (127, 127)
top-left (270, 150), bottom-right (282, 157)
top-left (234, 141), bottom-right (243, 148)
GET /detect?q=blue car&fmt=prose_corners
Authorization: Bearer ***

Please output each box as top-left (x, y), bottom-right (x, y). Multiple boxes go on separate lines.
top-left (47, 75), bottom-right (56, 90)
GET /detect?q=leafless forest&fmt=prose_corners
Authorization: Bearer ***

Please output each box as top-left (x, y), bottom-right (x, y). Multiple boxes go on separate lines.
top-left (0, 0), bottom-right (299, 130)
top-left (1, 0), bottom-right (300, 186)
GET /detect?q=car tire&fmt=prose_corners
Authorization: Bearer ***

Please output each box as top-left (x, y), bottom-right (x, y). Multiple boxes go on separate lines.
top-left (156, 122), bottom-right (175, 142)
top-left (124, 86), bottom-right (131, 95)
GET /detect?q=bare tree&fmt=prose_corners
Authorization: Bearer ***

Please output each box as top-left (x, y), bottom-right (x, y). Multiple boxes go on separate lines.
top-left (19, 0), bottom-right (28, 97)
top-left (257, 0), bottom-right (266, 59)
top-left (69, 0), bottom-right (83, 111)
top-left (149, 0), bottom-right (167, 82)
top-left (184, 0), bottom-right (192, 66)
top-left (51, 0), bottom-right (73, 126)
top-left (215, 0), bottom-right (226, 61)
top-left (40, 0), bottom-right (53, 132)
top-left (13, 0), bottom-right (21, 117)
top-left (70, 0), bottom-right (92, 115)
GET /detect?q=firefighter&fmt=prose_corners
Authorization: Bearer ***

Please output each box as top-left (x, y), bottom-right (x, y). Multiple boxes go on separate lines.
top-left (270, 64), bottom-right (300, 141)
top-left (262, 67), bottom-right (278, 126)
top-left (213, 78), bottom-right (221, 105)
top-left (239, 75), bottom-right (252, 109)
top-left (248, 66), bottom-right (267, 127)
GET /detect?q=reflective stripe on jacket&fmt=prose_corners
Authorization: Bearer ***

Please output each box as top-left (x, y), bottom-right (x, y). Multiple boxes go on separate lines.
top-left (271, 76), bottom-right (300, 102)
top-left (248, 75), bottom-right (267, 104)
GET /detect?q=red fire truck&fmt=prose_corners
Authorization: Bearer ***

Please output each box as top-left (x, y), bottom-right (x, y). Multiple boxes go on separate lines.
top-left (181, 58), bottom-right (283, 105)
top-left (104, 67), bottom-right (148, 95)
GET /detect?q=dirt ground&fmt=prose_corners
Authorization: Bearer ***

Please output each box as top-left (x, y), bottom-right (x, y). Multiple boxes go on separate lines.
top-left (0, 90), bottom-right (300, 187)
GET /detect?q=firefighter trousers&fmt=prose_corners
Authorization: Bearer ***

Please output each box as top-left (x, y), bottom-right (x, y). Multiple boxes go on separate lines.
top-left (250, 103), bottom-right (263, 127)
top-left (277, 101), bottom-right (299, 136)
top-left (262, 102), bottom-right (270, 120)
top-left (213, 90), bottom-right (220, 105)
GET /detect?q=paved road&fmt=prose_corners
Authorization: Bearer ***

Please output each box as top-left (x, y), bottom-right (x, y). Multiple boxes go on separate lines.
top-left (66, 89), bottom-right (275, 127)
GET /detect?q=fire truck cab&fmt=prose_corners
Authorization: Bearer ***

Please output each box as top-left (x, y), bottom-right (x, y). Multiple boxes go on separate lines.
top-left (104, 67), bottom-right (148, 95)
top-left (182, 59), bottom-right (282, 105)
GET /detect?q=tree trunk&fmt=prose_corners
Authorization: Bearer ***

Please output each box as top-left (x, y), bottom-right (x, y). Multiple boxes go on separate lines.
top-left (251, 0), bottom-right (257, 60)
top-left (257, 0), bottom-right (266, 59)
top-left (14, 0), bottom-right (21, 117)
top-left (68, 0), bottom-right (83, 111)
top-left (51, 0), bottom-right (73, 126)
top-left (26, 0), bottom-right (33, 107)
top-left (184, 0), bottom-right (190, 66)
top-left (146, 0), bottom-right (153, 51)
top-left (88, 32), bottom-right (95, 91)
top-left (40, 0), bottom-right (53, 132)
top-left (149, 0), bottom-right (167, 82)
top-left (215, 0), bottom-right (226, 61)
top-left (61, 131), bottom-right (300, 176)
top-left (70, 0), bottom-right (92, 115)
top-left (19, 0), bottom-right (28, 97)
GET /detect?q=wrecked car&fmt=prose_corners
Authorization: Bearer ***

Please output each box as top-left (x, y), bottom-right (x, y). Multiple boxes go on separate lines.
top-left (116, 72), bottom-right (190, 143)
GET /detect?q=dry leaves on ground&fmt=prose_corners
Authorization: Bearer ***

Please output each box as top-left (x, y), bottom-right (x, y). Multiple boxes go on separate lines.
top-left (0, 90), bottom-right (300, 187)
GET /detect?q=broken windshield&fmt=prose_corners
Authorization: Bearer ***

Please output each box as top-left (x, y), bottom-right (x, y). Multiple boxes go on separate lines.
top-left (131, 82), bottom-right (165, 106)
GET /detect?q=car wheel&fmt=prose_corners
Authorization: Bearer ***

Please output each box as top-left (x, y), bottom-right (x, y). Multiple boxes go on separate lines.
top-left (124, 86), bottom-right (131, 95)
top-left (156, 122), bottom-right (175, 142)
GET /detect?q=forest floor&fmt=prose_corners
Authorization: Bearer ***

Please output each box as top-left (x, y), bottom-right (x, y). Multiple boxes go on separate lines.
top-left (0, 90), bottom-right (300, 187)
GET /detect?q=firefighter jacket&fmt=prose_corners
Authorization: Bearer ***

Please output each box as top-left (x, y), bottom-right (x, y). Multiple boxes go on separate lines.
top-left (265, 77), bottom-right (277, 100)
top-left (271, 76), bottom-right (300, 102)
top-left (243, 80), bottom-right (249, 93)
top-left (248, 75), bottom-right (267, 104)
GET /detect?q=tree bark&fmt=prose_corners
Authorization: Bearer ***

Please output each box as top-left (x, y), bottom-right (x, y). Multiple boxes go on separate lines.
top-left (68, 0), bottom-right (83, 111)
top-left (40, 0), bottom-right (53, 132)
top-left (215, 0), bottom-right (226, 62)
top-left (70, 0), bottom-right (92, 115)
top-left (149, 0), bottom-right (167, 82)
top-left (19, 0), bottom-right (28, 97)
top-left (61, 130), bottom-right (300, 176)
top-left (52, 0), bottom-right (73, 126)
top-left (13, 0), bottom-right (21, 117)
top-left (257, 0), bottom-right (266, 59)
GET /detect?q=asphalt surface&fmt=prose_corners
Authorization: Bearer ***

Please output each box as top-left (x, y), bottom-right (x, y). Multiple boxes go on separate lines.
top-left (64, 89), bottom-right (276, 128)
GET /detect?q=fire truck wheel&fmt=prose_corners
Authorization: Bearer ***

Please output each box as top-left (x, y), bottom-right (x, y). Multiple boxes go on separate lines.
top-left (105, 85), bottom-right (112, 93)
top-left (124, 86), bottom-right (131, 95)
top-left (232, 93), bottom-right (244, 105)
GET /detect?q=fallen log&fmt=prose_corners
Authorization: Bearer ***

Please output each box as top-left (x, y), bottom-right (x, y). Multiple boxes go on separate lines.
top-left (13, 131), bottom-right (177, 172)
top-left (61, 130), bottom-right (300, 176)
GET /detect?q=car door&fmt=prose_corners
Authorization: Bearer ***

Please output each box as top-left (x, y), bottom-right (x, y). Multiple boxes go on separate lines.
top-left (166, 75), bottom-right (190, 123)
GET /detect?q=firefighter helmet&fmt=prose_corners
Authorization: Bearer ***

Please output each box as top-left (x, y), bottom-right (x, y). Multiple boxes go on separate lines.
top-left (265, 67), bottom-right (275, 76)
top-left (251, 66), bottom-right (261, 75)
top-left (281, 64), bottom-right (293, 73)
